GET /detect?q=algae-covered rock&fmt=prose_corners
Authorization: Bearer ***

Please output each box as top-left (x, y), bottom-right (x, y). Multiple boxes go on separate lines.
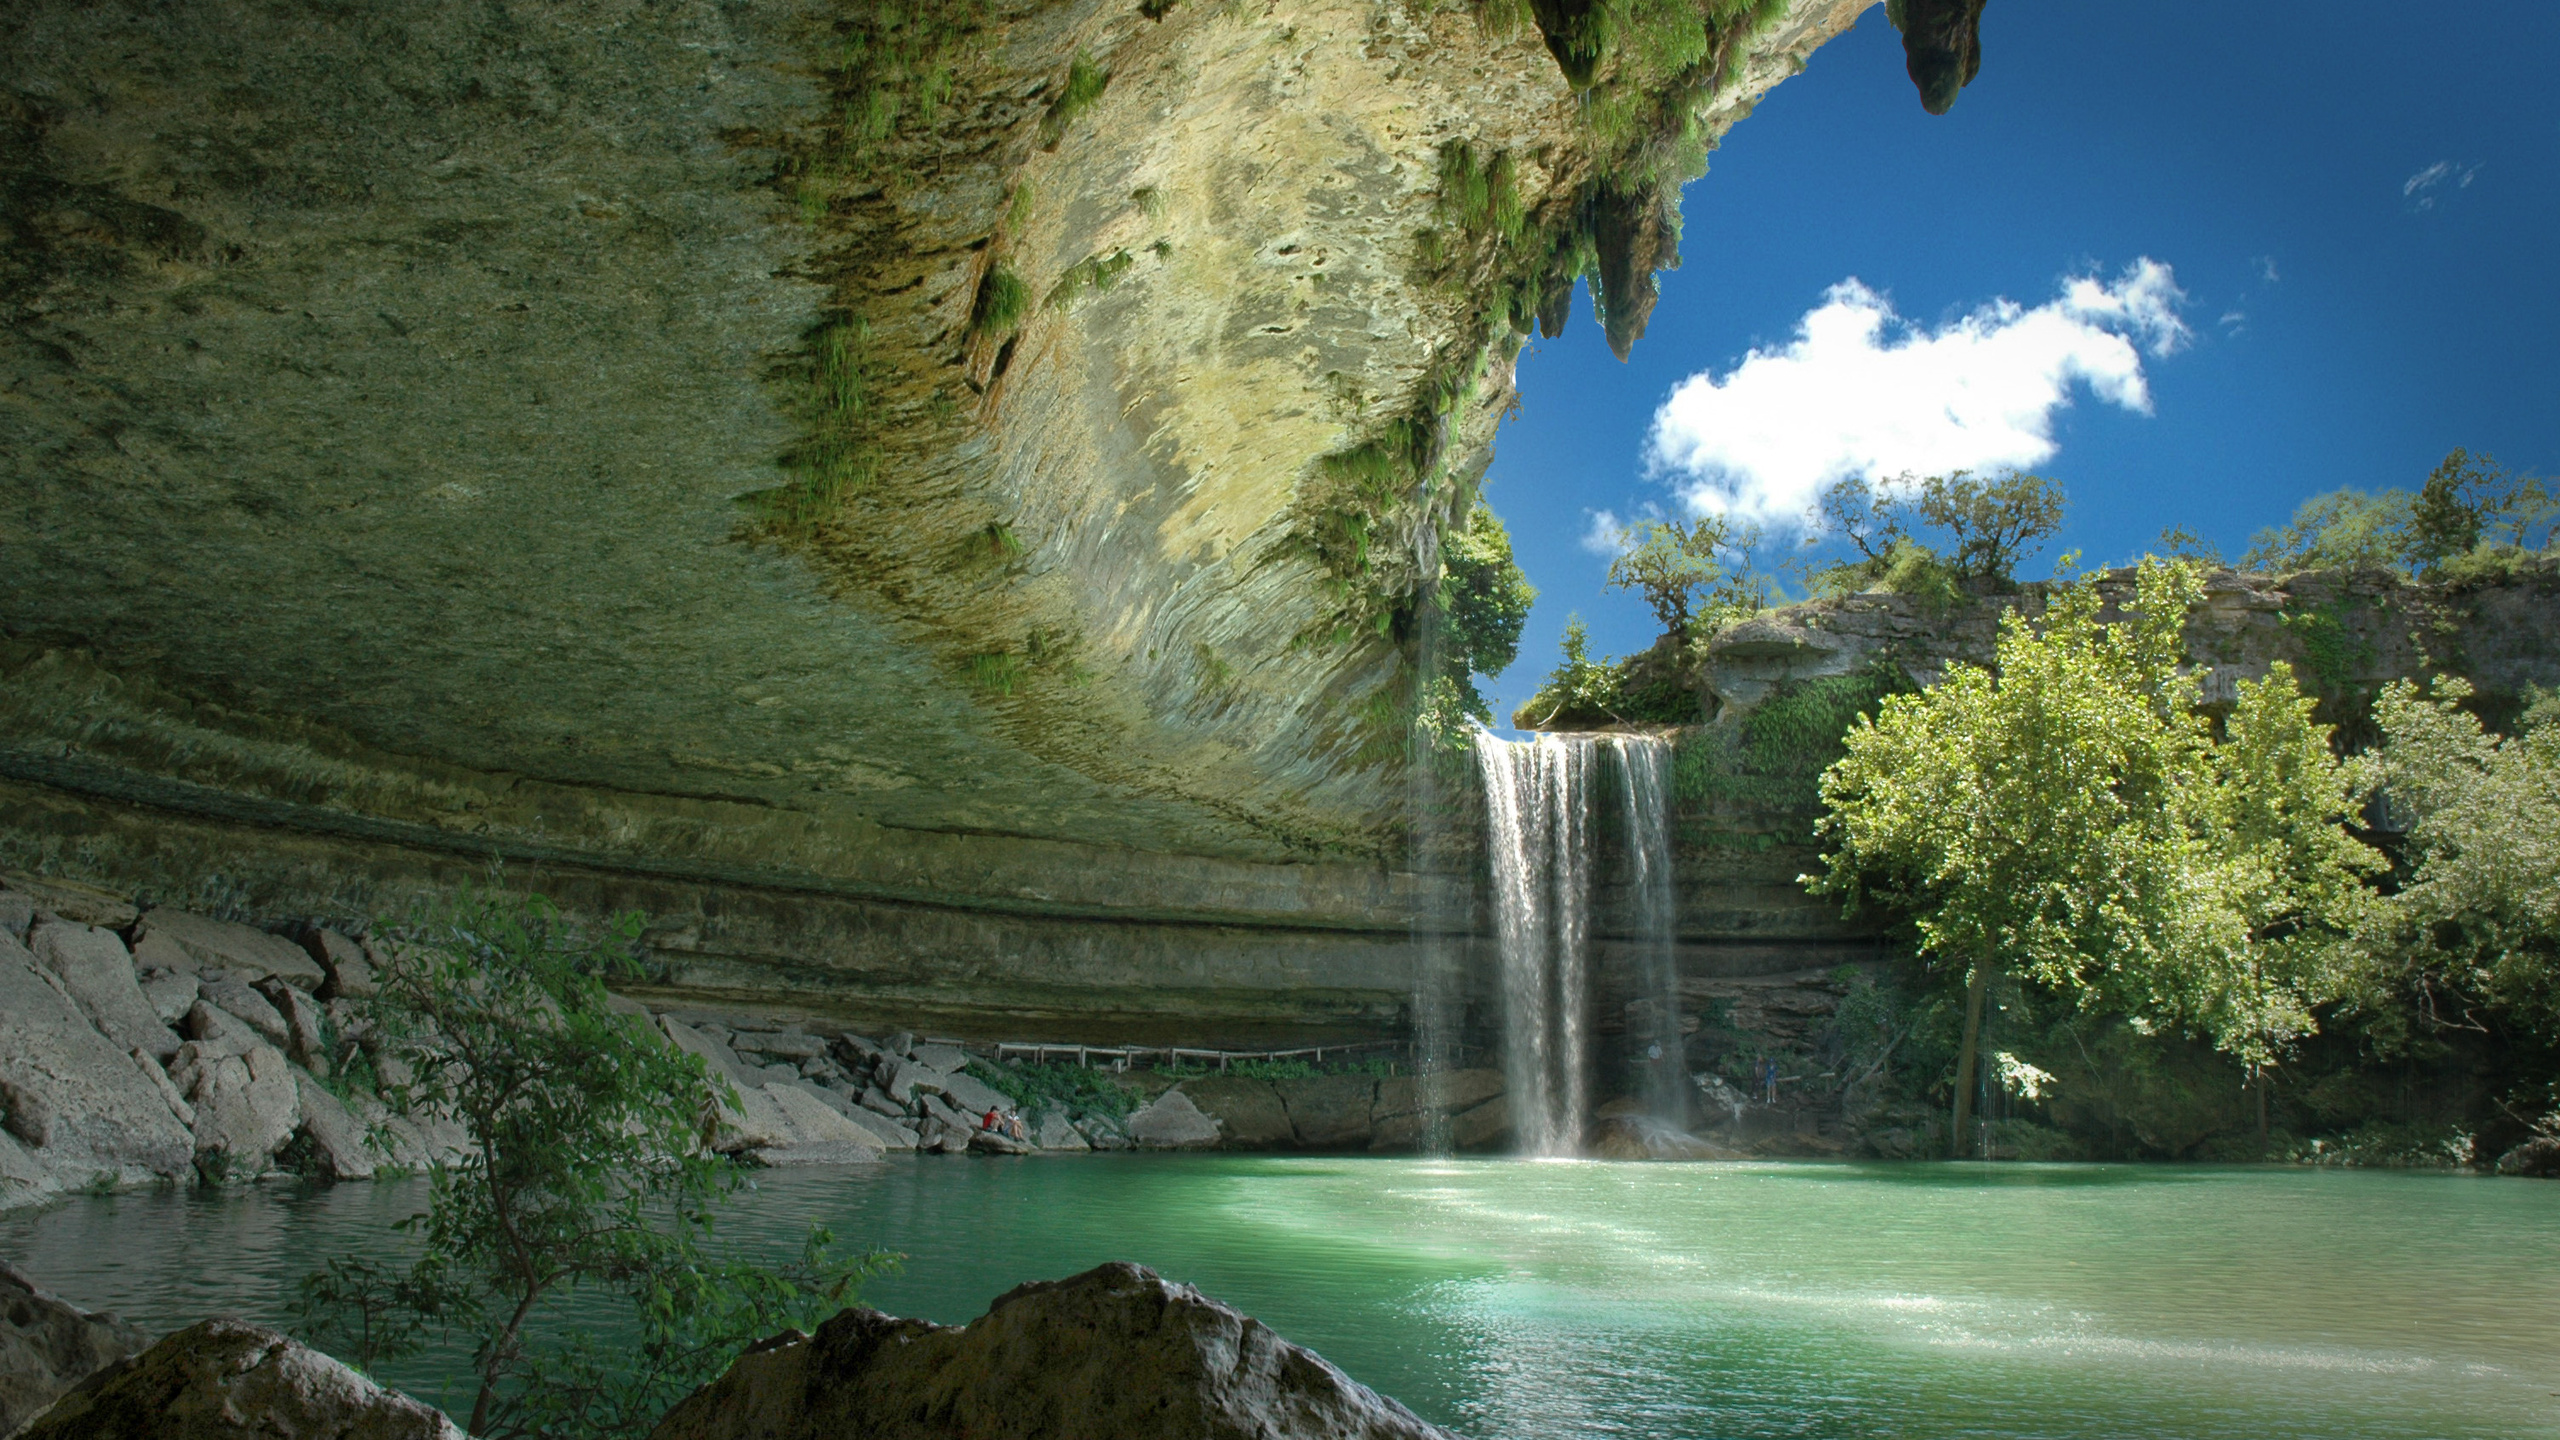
top-left (0, 1261), bottom-right (152, 1437)
top-left (16, 1318), bottom-right (461, 1440)
top-left (648, 1262), bottom-right (1458, 1440)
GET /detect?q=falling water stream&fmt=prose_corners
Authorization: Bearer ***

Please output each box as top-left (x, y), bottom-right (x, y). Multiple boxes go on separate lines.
top-left (1475, 730), bottom-right (1681, 1154)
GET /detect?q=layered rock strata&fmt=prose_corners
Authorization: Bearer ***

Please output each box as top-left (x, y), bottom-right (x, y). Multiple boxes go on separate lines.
top-left (0, 0), bottom-right (1872, 1040)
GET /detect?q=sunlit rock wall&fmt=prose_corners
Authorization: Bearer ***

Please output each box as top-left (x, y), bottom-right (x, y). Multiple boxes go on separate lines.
top-left (0, 0), bottom-right (1871, 1042)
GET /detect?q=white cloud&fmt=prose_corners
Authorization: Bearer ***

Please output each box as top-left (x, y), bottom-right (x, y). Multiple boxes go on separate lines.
top-left (2254, 255), bottom-right (2281, 284)
top-left (2404, 161), bottom-right (2481, 210)
top-left (1645, 260), bottom-right (2190, 526)
top-left (1581, 508), bottom-right (1632, 556)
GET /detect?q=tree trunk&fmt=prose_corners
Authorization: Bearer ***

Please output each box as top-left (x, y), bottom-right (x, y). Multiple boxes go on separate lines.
top-left (1950, 951), bottom-right (1992, 1159)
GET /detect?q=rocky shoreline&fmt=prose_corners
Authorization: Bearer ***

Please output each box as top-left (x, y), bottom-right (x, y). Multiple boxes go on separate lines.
top-left (0, 870), bottom-right (1550, 1212)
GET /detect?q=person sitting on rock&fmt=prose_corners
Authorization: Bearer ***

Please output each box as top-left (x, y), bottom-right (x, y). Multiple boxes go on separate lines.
top-left (982, 1107), bottom-right (1000, 1131)
top-left (1005, 1111), bottom-right (1029, 1143)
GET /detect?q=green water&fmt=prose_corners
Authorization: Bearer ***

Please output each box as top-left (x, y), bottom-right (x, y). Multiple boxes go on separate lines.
top-left (7, 1157), bottom-right (2556, 1438)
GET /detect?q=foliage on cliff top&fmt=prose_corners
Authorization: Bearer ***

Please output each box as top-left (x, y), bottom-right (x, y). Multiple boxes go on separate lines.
top-left (296, 888), bottom-right (885, 1439)
top-left (2240, 449), bottom-right (2555, 580)
top-left (1808, 560), bottom-right (2384, 1155)
top-left (1807, 471), bottom-right (2068, 597)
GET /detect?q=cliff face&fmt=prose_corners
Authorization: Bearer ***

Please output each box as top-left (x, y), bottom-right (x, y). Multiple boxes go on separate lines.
top-left (1, 0), bottom-right (1871, 1040)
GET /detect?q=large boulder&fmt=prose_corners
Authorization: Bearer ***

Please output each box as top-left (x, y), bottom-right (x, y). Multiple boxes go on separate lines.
top-left (1277, 1076), bottom-right (1377, 1149)
top-left (287, 1071), bottom-right (377, 1182)
top-left (649, 1262), bottom-right (1459, 1440)
top-left (131, 911), bottom-right (326, 991)
top-left (0, 1261), bottom-right (152, 1436)
top-left (16, 1318), bottom-right (462, 1440)
top-left (195, 981), bottom-right (294, 1053)
top-left (757, 1083), bottom-right (887, 1162)
top-left (1124, 1090), bottom-right (1221, 1149)
top-left (0, 934), bottom-right (196, 1189)
top-left (28, 920), bottom-right (181, 1061)
top-left (297, 929), bottom-right (378, 1001)
top-left (168, 1042), bottom-right (300, 1181)
top-left (1182, 1077), bottom-right (1294, 1148)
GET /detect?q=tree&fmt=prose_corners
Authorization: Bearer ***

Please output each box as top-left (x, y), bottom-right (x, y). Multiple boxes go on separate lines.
top-left (1603, 515), bottom-right (1752, 636)
top-left (1806, 561), bottom-right (2378, 1155)
top-left (2351, 678), bottom-right (2560, 1041)
top-left (1806, 471), bottom-right (2065, 597)
top-left (298, 889), bottom-right (883, 1439)
top-left (2238, 448), bottom-right (2553, 576)
top-left (1436, 498), bottom-right (1536, 722)
top-left (1916, 471), bottom-right (2067, 582)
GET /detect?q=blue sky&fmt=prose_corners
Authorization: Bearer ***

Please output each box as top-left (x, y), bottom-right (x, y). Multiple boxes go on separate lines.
top-left (1475, 0), bottom-right (2560, 729)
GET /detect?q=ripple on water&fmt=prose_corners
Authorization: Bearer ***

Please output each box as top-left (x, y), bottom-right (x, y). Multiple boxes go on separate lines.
top-left (4, 1157), bottom-right (2555, 1440)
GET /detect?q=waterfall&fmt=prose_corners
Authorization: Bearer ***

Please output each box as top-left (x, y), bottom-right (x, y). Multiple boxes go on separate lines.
top-left (1476, 730), bottom-right (1681, 1155)
top-left (1615, 736), bottom-right (1687, 1123)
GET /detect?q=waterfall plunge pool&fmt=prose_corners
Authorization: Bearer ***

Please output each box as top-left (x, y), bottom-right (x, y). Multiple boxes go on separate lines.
top-left (9, 1156), bottom-right (2556, 1439)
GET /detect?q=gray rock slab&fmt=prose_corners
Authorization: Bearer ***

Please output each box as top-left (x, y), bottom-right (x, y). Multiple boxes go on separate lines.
top-left (969, 1128), bottom-right (1028, 1155)
top-left (169, 1042), bottom-right (299, 1180)
top-left (299, 929), bottom-right (377, 1000)
top-left (1450, 1095), bottom-right (1511, 1151)
top-left (837, 1106), bottom-right (919, 1150)
top-left (133, 910), bottom-right (325, 990)
top-left (1373, 1069), bottom-right (1504, 1121)
top-left (731, 1030), bottom-right (828, 1060)
top-left (750, 1142), bottom-right (884, 1167)
top-left (1125, 1090), bottom-right (1221, 1149)
top-left (880, 1058), bottom-right (948, 1105)
top-left (908, 1042), bottom-right (970, 1073)
top-left (139, 971), bottom-right (201, 1026)
top-left (28, 920), bottom-right (179, 1061)
top-left (1180, 1077), bottom-right (1291, 1148)
top-left (1277, 1076), bottom-right (1377, 1149)
top-left (0, 1260), bottom-right (152, 1437)
top-left (0, 934), bottom-right (194, 1183)
top-left (130, 1049), bottom-right (195, 1131)
top-left (178, 1002), bottom-right (262, 1059)
top-left (857, 1087), bottom-right (907, 1119)
top-left (0, 891), bottom-right (33, 941)
top-left (255, 981), bottom-right (330, 1073)
top-left (763, 1084), bottom-right (886, 1155)
top-left (16, 1317), bottom-right (463, 1440)
top-left (647, 1262), bottom-right (1457, 1440)
top-left (1034, 1112), bottom-right (1090, 1151)
top-left (197, 981), bottom-right (293, 1053)
top-left (934, 1069), bottom-right (1011, 1118)
top-left (290, 1070), bottom-right (377, 1181)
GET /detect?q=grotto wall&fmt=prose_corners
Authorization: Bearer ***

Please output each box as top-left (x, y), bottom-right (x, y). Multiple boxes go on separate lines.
top-left (1, 0), bottom-right (1871, 1042)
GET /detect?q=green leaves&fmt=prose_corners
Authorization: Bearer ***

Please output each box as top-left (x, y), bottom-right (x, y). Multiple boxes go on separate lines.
top-left (2354, 678), bottom-right (2560, 1039)
top-left (1810, 560), bottom-right (2380, 1073)
top-left (299, 887), bottom-right (891, 1439)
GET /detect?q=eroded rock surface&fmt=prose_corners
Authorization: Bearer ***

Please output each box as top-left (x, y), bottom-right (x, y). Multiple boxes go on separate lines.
top-left (0, 1262), bottom-right (152, 1437)
top-left (650, 1262), bottom-right (1459, 1440)
top-left (15, 1318), bottom-right (461, 1440)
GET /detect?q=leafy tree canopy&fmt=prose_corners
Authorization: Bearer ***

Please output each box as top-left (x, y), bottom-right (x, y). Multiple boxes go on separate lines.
top-left (298, 889), bottom-right (884, 1440)
top-left (1808, 470), bottom-right (2067, 595)
top-left (2348, 678), bottom-right (2560, 1044)
top-left (1806, 560), bottom-right (2381, 1152)
top-left (2239, 449), bottom-right (2553, 576)
top-left (1601, 514), bottom-right (1766, 637)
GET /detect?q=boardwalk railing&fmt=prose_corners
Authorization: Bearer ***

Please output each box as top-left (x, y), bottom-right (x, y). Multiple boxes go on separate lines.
top-left (981, 1040), bottom-right (1410, 1072)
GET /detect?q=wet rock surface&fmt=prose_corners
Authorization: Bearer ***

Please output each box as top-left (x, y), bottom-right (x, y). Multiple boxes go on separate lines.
top-left (15, 1318), bottom-right (461, 1440)
top-left (649, 1261), bottom-right (1460, 1440)
top-left (0, 1261), bottom-right (151, 1437)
